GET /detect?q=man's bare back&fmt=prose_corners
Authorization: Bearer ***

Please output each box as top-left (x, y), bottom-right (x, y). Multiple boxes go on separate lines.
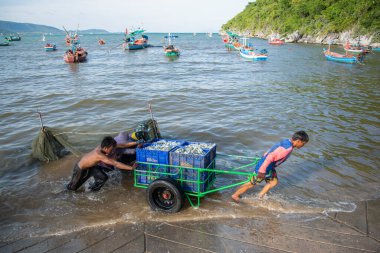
top-left (78, 146), bottom-right (134, 171)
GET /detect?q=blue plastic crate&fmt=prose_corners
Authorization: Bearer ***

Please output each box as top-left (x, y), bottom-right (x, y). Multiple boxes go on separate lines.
top-left (136, 139), bottom-right (184, 184)
top-left (169, 141), bottom-right (216, 192)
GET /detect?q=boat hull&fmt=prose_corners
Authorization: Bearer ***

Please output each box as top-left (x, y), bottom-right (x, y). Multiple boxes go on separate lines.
top-left (323, 49), bottom-right (357, 63)
top-left (123, 43), bottom-right (148, 50)
top-left (0, 42), bottom-right (10, 46)
top-left (5, 36), bottom-right (21, 41)
top-left (165, 51), bottom-right (180, 57)
top-left (45, 45), bottom-right (57, 51)
top-left (239, 50), bottom-right (268, 61)
top-left (64, 51), bottom-right (88, 63)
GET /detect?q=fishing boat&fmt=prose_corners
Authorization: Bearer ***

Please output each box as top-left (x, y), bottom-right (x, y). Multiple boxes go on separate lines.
top-left (64, 47), bottom-right (87, 63)
top-left (63, 30), bottom-right (87, 63)
top-left (344, 41), bottom-right (364, 55)
top-left (98, 39), bottom-right (106, 45)
top-left (323, 45), bottom-right (362, 64)
top-left (268, 38), bottom-right (284, 45)
top-left (0, 41), bottom-right (10, 46)
top-left (5, 35), bottom-right (21, 41)
top-left (373, 47), bottom-right (380, 52)
top-left (223, 31), bottom-right (240, 51)
top-left (240, 48), bottom-right (268, 61)
top-left (123, 29), bottom-right (149, 50)
top-left (44, 43), bottom-right (57, 51)
top-left (164, 33), bottom-right (180, 57)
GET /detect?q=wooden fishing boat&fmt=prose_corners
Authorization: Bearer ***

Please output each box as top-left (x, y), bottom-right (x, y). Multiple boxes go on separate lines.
top-left (323, 45), bottom-right (362, 64)
top-left (64, 47), bottom-right (88, 63)
top-left (223, 31), bottom-right (240, 51)
top-left (344, 41), bottom-right (364, 55)
top-left (268, 38), bottom-right (284, 45)
top-left (5, 35), bottom-right (21, 41)
top-left (164, 33), bottom-right (180, 57)
top-left (123, 29), bottom-right (149, 50)
top-left (63, 28), bottom-right (87, 63)
top-left (240, 48), bottom-right (268, 61)
top-left (98, 39), bottom-right (106, 45)
top-left (0, 41), bottom-right (10, 46)
top-left (44, 43), bottom-right (57, 51)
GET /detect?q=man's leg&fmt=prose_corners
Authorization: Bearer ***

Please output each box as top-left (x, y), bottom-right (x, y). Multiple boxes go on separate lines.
top-left (231, 182), bottom-right (255, 202)
top-left (258, 178), bottom-right (278, 198)
top-left (66, 165), bottom-right (91, 191)
top-left (89, 167), bottom-right (109, 191)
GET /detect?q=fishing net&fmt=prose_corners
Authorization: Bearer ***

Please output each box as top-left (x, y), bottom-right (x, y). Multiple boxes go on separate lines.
top-left (31, 118), bottom-right (160, 162)
top-left (32, 126), bottom-right (81, 162)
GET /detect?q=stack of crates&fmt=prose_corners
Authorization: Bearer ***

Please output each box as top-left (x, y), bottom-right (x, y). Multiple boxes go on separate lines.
top-left (136, 139), bottom-right (184, 184)
top-left (169, 142), bottom-right (217, 192)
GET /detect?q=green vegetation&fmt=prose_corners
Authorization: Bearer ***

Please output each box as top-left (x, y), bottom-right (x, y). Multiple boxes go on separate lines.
top-left (222, 0), bottom-right (380, 37)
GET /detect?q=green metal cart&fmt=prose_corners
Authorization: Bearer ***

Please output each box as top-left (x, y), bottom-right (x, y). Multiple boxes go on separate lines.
top-left (134, 154), bottom-right (259, 213)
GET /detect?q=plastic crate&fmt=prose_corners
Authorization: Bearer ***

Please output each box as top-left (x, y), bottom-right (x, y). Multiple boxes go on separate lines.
top-left (169, 142), bottom-right (216, 192)
top-left (136, 139), bottom-right (184, 184)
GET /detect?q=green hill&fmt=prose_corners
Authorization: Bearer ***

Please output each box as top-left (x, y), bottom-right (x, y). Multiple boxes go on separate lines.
top-left (222, 0), bottom-right (380, 43)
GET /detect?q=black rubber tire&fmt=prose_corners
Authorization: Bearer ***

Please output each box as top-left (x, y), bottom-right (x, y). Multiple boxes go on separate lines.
top-left (146, 177), bottom-right (184, 213)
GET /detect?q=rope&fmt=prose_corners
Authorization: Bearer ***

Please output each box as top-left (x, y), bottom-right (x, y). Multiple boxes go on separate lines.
top-left (52, 127), bottom-right (135, 137)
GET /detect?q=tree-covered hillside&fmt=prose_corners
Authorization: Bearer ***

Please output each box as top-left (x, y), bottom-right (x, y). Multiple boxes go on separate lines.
top-left (222, 0), bottom-right (379, 39)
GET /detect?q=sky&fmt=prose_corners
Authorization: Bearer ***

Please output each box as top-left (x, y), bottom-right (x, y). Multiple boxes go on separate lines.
top-left (0, 0), bottom-right (250, 33)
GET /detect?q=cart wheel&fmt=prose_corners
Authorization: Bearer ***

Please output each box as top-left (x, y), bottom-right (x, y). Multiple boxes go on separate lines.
top-left (147, 177), bottom-right (184, 213)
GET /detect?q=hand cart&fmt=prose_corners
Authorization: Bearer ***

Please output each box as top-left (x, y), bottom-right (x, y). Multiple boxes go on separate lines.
top-left (134, 154), bottom-right (259, 213)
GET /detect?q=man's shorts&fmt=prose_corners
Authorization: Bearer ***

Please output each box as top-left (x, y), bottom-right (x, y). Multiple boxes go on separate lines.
top-left (250, 169), bottom-right (277, 185)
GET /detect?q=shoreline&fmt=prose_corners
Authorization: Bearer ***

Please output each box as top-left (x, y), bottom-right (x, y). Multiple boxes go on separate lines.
top-left (1, 199), bottom-right (378, 252)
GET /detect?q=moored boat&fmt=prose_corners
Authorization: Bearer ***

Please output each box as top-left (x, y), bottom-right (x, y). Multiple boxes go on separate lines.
top-left (98, 39), bottom-right (106, 45)
top-left (344, 41), bottom-right (364, 55)
top-left (164, 33), bottom-right (180, 57)
top-left (268, 38), bottom-right (284, 45)
top-left (64, 47), bottom-right (88, 63)
top-left (123, 29), bottom-right (149, 50)
top-left (63, 28), bottom-right (87, 63)
top-left (5, 35), bottom-right (21, 41)
top-left (44, 43), bottom-right (57, 51)
top-left (0, 40), bottom-right (10, 46)
top-left (223, 31), bottom-right (239, 51)
top-left (323, 45), bottom-right (362, 64)
top-left (240, 48), bottom-right (268, 61)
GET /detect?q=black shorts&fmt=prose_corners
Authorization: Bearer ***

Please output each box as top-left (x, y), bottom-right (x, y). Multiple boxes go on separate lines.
top-left (250, 169), bottom-right (277, 185)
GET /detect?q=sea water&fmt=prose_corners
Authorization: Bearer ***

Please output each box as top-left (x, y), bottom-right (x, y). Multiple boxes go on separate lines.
top-left (0, 33), bottom-right (379, 240)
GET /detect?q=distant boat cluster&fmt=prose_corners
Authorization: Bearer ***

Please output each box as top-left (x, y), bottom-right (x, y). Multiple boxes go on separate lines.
top-left (222, 31), bottom-right (268, 61)
top-left (222, 31), bottom-right (376, 64)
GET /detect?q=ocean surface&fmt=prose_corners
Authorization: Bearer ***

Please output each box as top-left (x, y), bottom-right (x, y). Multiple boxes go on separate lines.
top-left (0, 33), bottom-right (379, 240)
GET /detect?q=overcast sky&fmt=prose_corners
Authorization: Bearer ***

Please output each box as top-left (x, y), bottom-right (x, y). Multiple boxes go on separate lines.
top-left (0, 0), bottom-right (249, 32)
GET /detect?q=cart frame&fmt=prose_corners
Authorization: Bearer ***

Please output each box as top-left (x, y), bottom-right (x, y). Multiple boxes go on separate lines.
top-left (134, 154), bottom-right (259, 209)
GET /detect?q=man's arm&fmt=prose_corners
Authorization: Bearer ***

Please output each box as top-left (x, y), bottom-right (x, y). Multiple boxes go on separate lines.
top-left (117, 142), bottom-right (138, 149)
top-left (98, 153), bottom-right (134, 171)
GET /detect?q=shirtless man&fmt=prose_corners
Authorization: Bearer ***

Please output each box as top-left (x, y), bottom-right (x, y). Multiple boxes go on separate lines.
top-left (66, 136), bottom-right (135, 192)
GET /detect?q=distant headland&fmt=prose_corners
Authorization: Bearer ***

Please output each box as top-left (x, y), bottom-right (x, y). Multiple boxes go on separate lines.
top-left (0, 20), bottom-right (109, 34)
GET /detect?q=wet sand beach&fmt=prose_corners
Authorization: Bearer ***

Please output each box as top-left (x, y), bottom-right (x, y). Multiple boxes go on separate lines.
top-left (1, 199), bottom-right (379, 253)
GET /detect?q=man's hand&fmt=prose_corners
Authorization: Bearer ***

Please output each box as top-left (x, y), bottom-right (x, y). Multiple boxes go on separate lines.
top-left (257, 172), bottom-right (266, 180)
top-left (132, 163), bottom-right (138, 170)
